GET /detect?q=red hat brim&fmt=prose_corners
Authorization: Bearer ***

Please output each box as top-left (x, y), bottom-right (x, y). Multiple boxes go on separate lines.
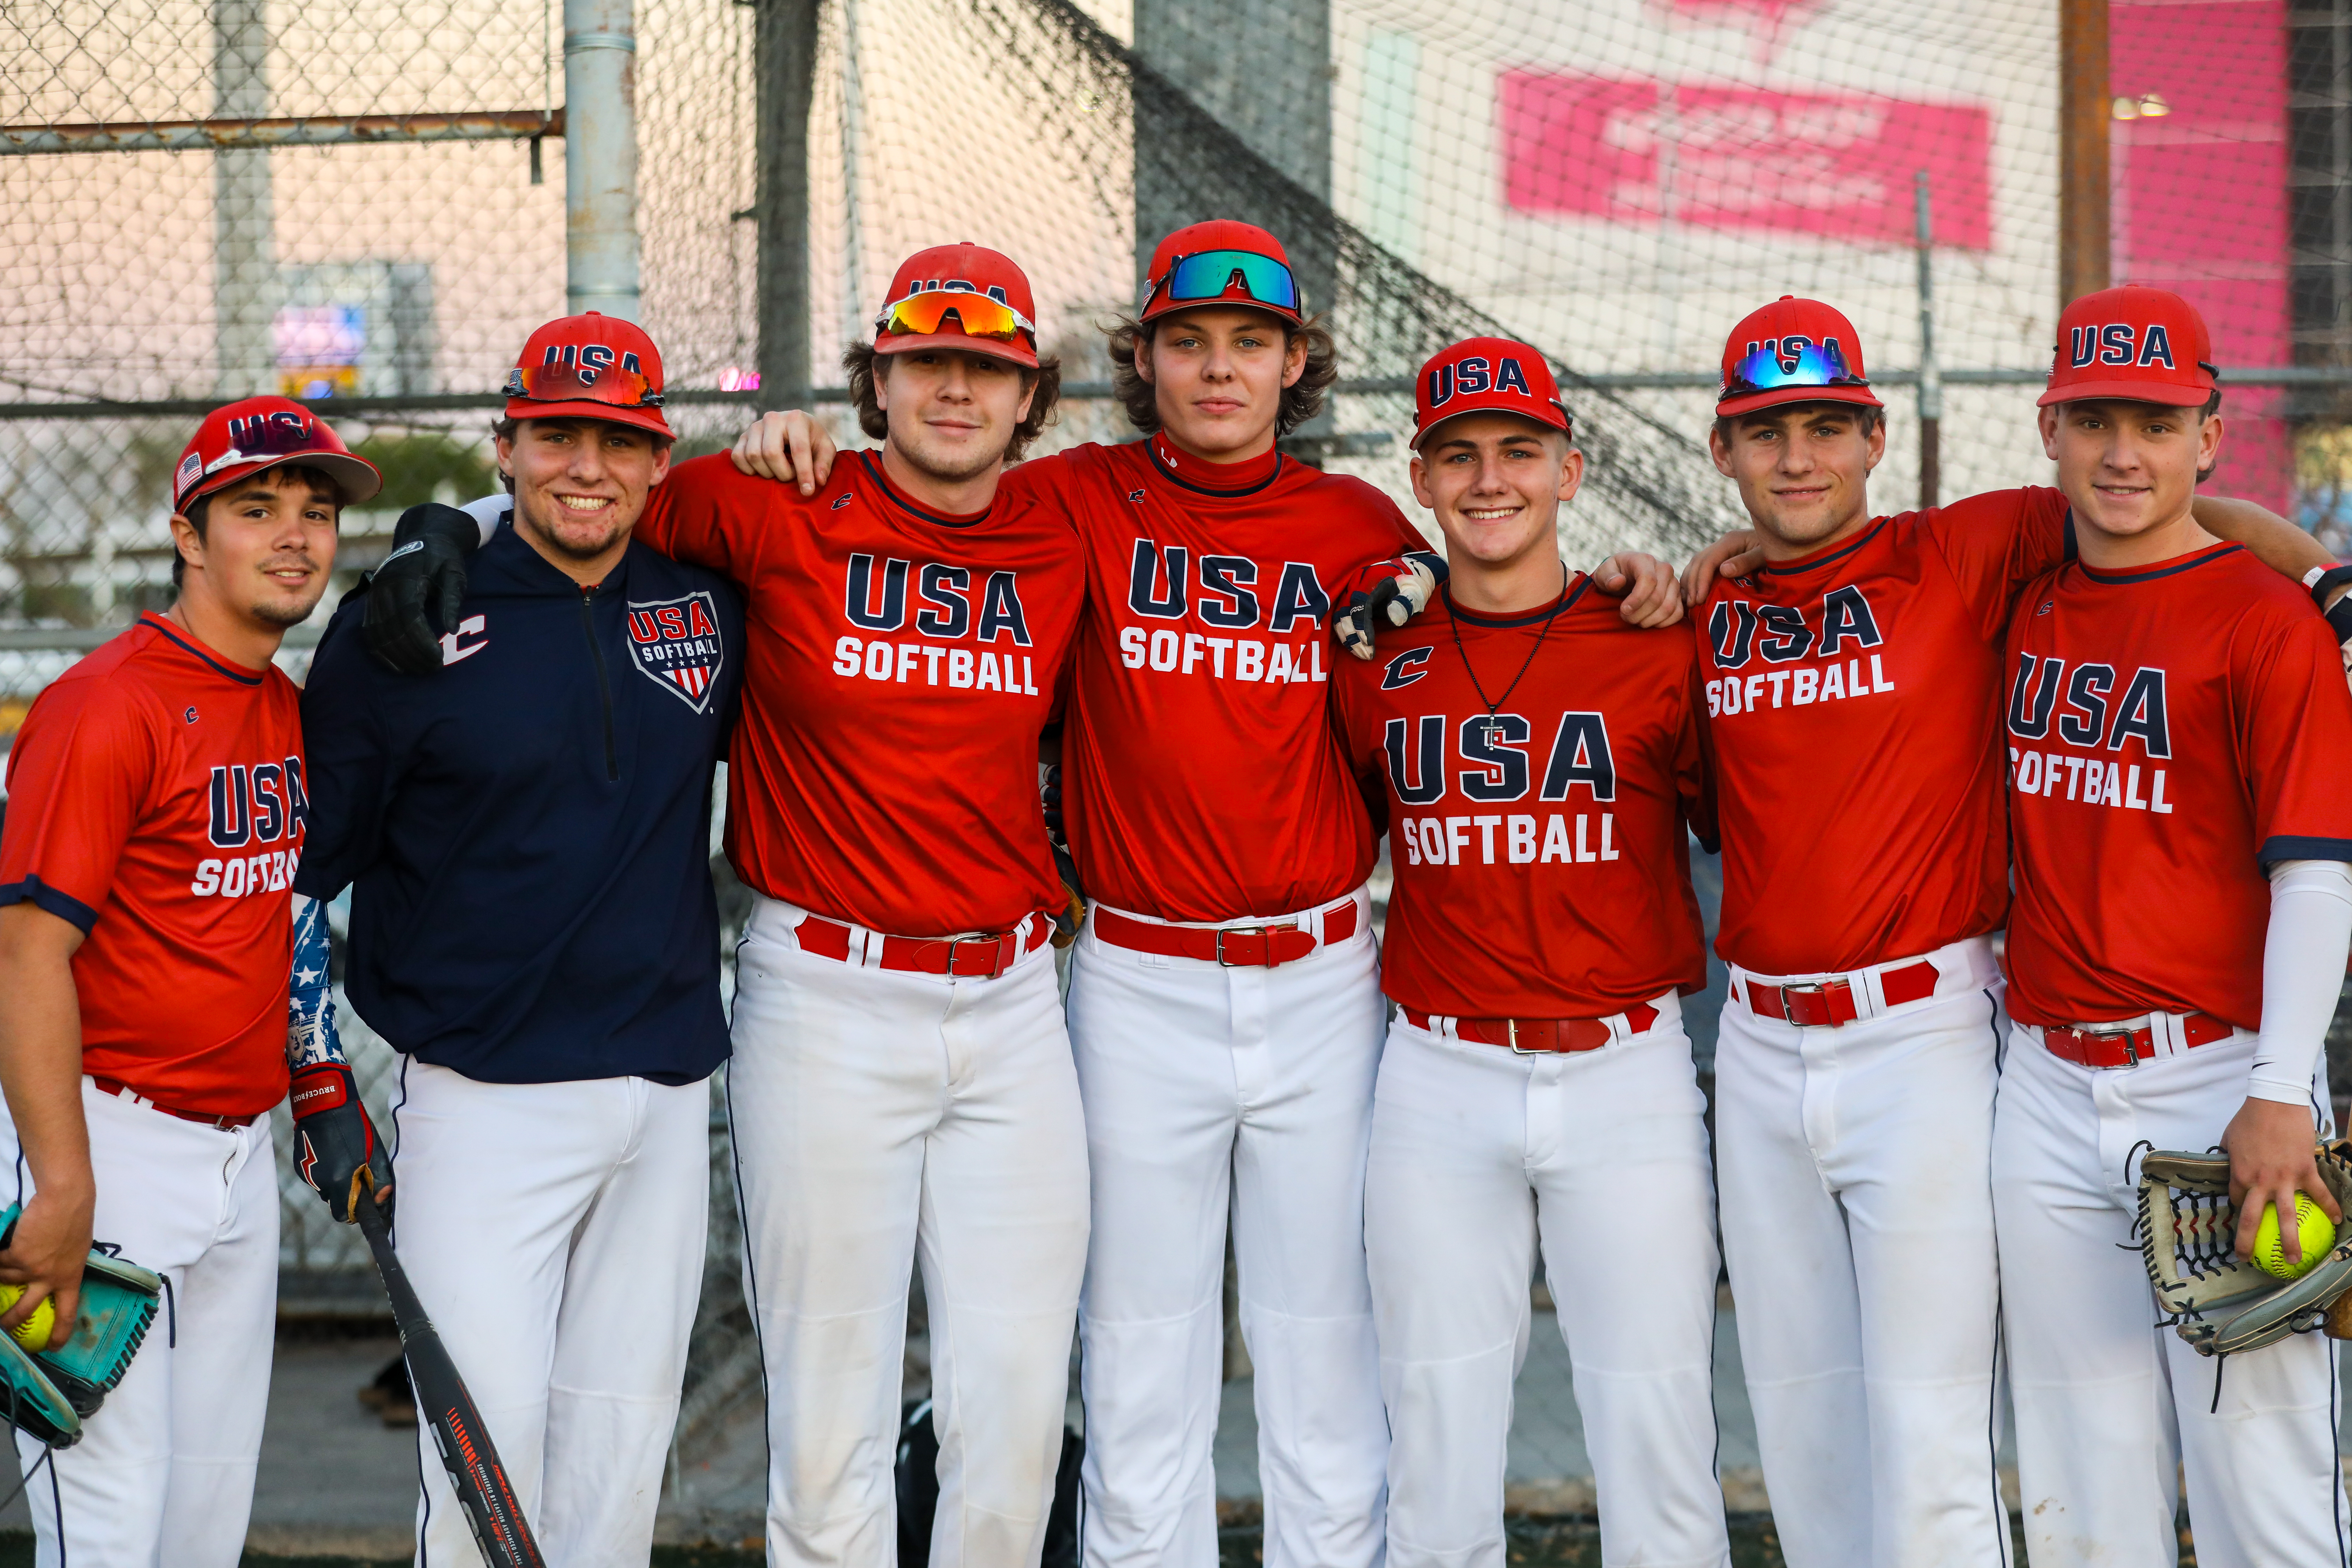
top-left (1412, 399), bottom-right (1571, 451)
top-left (1714, 381), bottom-right (1884, 420)
top-left (2035, 376), bottom-right (2212, 408)
top-left (872, 329), bottom-right (1040, 369)
top-left (180, 449), bottom-right (383, 511)
top-left (500, 398), bottom-right (676, 439)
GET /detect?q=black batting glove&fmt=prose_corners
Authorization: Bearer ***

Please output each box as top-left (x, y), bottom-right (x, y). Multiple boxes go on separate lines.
top-left (362, 503), bottom-right (480, 676)
top-left (1041, 763), bottom-right (1086, 945)
top-left (290, 1063), bottom-right (393, 1224)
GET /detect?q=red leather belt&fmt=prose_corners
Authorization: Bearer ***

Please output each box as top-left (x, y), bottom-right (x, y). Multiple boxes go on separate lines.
top-left (794, 912), bottom-right (1049, 979)
top-left (2042, 1013), bottom-right (2236, 1069)
top-left (1746, 959), bottom-right (1939, 1028)
top-left (90, 1076), bottom-right (261, 1131)
top-left (1091, 901), bottom-right (1359, 968)
top-left (1403, 1001), bottom-right (1658, 1055)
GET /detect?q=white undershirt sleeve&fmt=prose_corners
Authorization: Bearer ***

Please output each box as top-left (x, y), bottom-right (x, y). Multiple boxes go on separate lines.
top-left (464, 492), bottom-right (510, 547)
top-left (2247, 858), bottom-right (2352, 1106)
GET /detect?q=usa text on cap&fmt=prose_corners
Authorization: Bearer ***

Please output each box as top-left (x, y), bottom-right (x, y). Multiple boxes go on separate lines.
top-left (1715, 296), bottom-right (1881, 420)
top-left (872, 243), bottom-right (1040, 369)
top-left (504, 313), bottom-right (674, 440)
top-left (2039, 285), bottom-right (2216, 408)
top-left (1412, 337), bottom-right (1570, 450)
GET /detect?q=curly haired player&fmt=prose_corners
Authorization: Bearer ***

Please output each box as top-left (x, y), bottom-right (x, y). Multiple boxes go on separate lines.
top-left (0, 398), bottom-right (378, 1563)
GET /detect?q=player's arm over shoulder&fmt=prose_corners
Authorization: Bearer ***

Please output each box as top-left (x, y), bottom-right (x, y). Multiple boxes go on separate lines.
top-left (633, 450), bottom-right (789, 576)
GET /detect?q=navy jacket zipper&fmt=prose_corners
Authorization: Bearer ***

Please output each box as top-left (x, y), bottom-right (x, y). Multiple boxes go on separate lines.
top-left (579, 585), bottom-right (619, 781)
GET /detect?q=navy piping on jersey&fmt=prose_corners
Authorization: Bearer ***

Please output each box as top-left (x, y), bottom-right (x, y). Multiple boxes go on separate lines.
top-left (0, 875), bottom-right (99, 933)
top-left (1755, 517), bottom-right (1889, 577)
top-left (2260, 835), bottom-right (2352, 869)
top-left (1143, 438), bottom-right (1287, 499)
top-left (858, 451), bottom-right (991, 529)
top-left (2076, 542), bottom-right (2244, 586)
top-left (1447, 574), bottom-right (1592, 629)
top-left (142, 614), bottom-right (264, 685)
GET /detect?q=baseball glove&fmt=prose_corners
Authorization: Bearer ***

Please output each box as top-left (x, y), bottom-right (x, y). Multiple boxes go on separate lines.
top-left (0, 1208), bottom-right (161, 1447)
top-left (2137, 1143), bottom-right (2352, 1356)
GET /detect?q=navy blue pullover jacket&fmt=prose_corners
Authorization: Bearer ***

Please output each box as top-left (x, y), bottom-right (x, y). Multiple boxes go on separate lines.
top-left (295, 516), bottom-right (742, 1084)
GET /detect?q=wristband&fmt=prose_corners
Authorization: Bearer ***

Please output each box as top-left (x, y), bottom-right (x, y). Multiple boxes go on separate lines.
top-left (2306, 563), bottom-right (2352, 612)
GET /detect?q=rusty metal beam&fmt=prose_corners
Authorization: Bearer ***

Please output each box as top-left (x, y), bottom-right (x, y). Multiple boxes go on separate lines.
top-left (2058, 0), bottom-right (2111, 305)
top-left (0, 109), bottom-right (561, 157)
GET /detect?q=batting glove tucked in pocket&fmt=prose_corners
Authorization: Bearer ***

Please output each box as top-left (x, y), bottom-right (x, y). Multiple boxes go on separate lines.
top-left (290, 1063), bottom-right (394, 1224)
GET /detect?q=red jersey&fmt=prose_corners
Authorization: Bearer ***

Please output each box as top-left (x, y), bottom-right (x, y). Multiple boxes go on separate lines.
top-left (640, 451), bottom-right (1083, 937)
top-left (1332, 579), bottom-right (1714, 1018)
top-left (1007, 435), bottom-right (1426, 921)
top-left (1699, 487), bottom-right (2073, 974)
top-left (2004, 543), bottom-right (2352, 1029)
top-left (0, 616), bottom-right (305, 1117)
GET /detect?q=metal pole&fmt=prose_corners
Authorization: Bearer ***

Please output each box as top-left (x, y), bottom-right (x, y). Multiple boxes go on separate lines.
top-left (211, 0), bottom-right (279, 397)
top-left (2058, 0), bottom-right (2111, 306)
top-left (1915, 170), bottom-right (1941, 510)
top-left (840, 0), bottom-right (864, 350)
top-left (754, 0), bottom-right (818, 406)
top-left (564, 0), bottom-right (640, 321)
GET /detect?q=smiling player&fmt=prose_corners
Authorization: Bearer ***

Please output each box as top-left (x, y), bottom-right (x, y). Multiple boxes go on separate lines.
top-left (1995, 286), bottom-right (2352, 1568)
top-left (1668, 296), bottom-right (2341, 1568)
top-left (296, 315), bottom-right (744, 1566)
top-left (1333, 340), bottom-right (1727, 1568)
top-left (0, 397), bottom-right (377, 1562)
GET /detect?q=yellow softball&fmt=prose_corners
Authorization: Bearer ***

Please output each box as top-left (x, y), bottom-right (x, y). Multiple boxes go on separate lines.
top-left (2254, 1196), bottom-right (2338, 1281)
top-left (0, 1283), bottom-right (57, 1351)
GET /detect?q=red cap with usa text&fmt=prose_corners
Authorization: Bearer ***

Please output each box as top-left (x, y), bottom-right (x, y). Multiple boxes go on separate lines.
top-left (1140, 219), bottom-right (1305, 325)
top-left (873, 243), bottom-right (1041, 369)
top-left (172, 395), bottom-right (382, 510)
top-left (1412, 337), bottom-right (1571, 450)
top-left (503, 312), bottom-right (673, 439)
top-left (2039, 285), bottom-right (2217, 407)
top-left (1716, 296), bottom-right (1882, 419)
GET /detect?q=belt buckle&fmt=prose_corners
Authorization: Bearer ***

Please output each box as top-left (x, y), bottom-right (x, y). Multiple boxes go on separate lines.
top-left (946, 934), bottom-right (1009, 979)
top-left (1507, 1018), bottom-right (1530, 1055)
top-left (1216, 924), bottom-right (1289, 967)
top-left (1777, 981), bottom-right (1827, 1025)
top-left (2083, 1025), bottom-right (2140, 1067)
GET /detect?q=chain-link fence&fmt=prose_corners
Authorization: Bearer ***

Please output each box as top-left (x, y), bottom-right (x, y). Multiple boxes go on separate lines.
top-left (6, 0), bottom-right (2352, 1514)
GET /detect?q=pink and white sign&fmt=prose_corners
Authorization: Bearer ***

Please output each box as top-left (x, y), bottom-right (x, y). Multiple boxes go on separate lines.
top-left (1502, 73), bottom-right (1992, 250)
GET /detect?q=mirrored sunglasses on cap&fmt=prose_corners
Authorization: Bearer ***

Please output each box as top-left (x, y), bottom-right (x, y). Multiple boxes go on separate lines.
top-left (1147, 249), bottom-right (1300, 314)
top-left (873, 289), bottom-right (1037, 344)
top-left (503, 361), bottom-right (665, 408)
top-left (1722, 341), bottom-right (1869, 402)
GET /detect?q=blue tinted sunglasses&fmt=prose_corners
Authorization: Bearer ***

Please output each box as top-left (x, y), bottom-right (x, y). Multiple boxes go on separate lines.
top-left (1148, 250), bottom-right (1300, 314)
top-left (1722, 341), bottom-right (1869, 401)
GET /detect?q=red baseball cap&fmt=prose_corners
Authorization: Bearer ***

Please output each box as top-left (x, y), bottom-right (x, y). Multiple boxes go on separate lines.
top-left (2039, 285), bottom-right (2217, 407)
top-left (1412, 337), bottom-right (1571, 450)
top-left (1140, 219), bottom-right (1304, 325)
top-left (503, 313), bottom-right (673, 439)
top-left (172, 396), bottom-right (381, 511)
top-left (1716, 297), bottom-right (1882, 419)
top-left (872, 243), bottom-right (1040, 369)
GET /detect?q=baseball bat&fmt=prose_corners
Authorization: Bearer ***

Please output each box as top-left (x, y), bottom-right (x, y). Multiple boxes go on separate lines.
top-left (355, 1195), bottom-right (546, 1568)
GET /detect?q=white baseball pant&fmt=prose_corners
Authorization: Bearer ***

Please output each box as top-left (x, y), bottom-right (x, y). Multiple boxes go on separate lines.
top-left (0, 1079), bottom-right (276, 1568)
top-left (1367, 998), bottom-right (1729, 1568)
top-left (1713, 935), bottom-right (2011, 1568)
top-left (1066, 888), bottom-right (1388, 1568)
top-left (728, 895), bottom-right (1089, 1568)
top-left (388, 1058), bottom-right (710, 1568)
top-left (1994, 1022), bottom-right (2350, 1568)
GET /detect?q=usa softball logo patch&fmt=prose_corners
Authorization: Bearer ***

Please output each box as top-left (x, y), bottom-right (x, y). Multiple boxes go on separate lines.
top-left (625, 592), bottom-right (725, 713)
